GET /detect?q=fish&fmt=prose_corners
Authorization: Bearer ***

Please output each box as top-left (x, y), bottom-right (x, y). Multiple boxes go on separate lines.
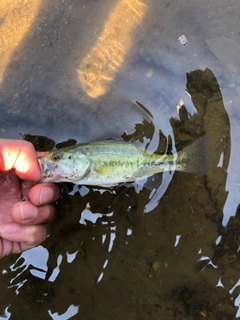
top-left (37, 137), bottom-right (208, 186)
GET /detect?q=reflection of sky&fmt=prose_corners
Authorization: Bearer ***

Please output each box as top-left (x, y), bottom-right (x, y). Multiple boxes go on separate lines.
top-left (78, 199), bottom-right (117, 283)
top-left (222, 114), bottom-right (240, 226)
top-left (1, 306), bottom-right (10, 320)
top-left (144, 170), bottom-right (175, 213)
top-left (48, 305), bottom-right (79, 320)
top-left (0, 302), bottom-right (79, 320)
top-left (2, 246), bottom-right (80, 319)
top-left (9, 246), bottom-right (49, 284)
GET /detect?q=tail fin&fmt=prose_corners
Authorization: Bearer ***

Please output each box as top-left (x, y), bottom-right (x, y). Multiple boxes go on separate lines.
top-left (176, 136), bottom-right (209, 174)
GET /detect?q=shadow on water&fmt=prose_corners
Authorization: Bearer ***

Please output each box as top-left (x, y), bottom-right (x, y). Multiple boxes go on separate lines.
top-left (0, 68), bottom-right (238, 319)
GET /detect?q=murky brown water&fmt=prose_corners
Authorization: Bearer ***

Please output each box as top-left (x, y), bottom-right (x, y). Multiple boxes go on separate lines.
top-left (0, 0), bottom-right (240, 319)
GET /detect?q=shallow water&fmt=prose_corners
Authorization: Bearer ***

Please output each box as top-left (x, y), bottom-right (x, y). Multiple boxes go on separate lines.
top-left (0, 0), bottom-right (240, 319)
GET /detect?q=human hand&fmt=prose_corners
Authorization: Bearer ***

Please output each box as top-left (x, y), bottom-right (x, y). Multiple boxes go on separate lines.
top-left (0, 139), bottom-right (60, 258)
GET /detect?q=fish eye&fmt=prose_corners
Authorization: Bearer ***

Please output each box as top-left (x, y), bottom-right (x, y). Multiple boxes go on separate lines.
top-left (52, 152), bottom-right (62, 161)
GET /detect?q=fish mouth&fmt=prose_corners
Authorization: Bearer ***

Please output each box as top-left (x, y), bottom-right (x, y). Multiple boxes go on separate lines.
top-left (37, 156), bottom-right (44, 172)
top-left (37, 156), bottom-right (54, 182)
top-left (37, 156), bottom-right (45, 178)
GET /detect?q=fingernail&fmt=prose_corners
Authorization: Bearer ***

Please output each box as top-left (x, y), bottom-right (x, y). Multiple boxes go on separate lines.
top-left (40, 186), bottom-right (54, 205)
top-left (20, 203), bottom-right (37, 222)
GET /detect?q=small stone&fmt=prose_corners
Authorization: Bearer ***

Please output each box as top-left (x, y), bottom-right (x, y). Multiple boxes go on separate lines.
top-left (152, 261), bottom-right (160, 271)
top-left (146, 68), bottom-right (153, 78)
top-left (12, 93), bottom-right (19, 99)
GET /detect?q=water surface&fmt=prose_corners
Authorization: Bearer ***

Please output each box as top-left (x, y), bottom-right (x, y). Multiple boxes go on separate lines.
top-left (0, 0), bottom-right (240, 319)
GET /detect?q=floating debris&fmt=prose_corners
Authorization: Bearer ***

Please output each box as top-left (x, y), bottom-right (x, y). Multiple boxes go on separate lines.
top-left (178, 34), bottom-right (188, 45)
top-left (145, 68), bottom-right (153, 78)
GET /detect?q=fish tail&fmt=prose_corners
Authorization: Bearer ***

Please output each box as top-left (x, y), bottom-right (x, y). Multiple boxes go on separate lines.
top-left (176, 136), bottom-right (209, 174)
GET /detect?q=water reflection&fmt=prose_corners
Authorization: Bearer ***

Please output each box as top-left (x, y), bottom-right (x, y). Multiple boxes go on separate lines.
top-left (78, 0), bottom-right (147, 98)
top-left (48, 305), bottom-right (79, 320)
top-left (0, 67), bottom-right (238, 318)
top-left (0, 0), bottom-right (239, 317)
top-left (0, 1), bottom-right (41, 82)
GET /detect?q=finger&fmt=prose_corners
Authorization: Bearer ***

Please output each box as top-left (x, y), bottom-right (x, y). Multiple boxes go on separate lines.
top-left (0, 171), bottom-right (21, 216)
top-left (12, 201), bottom-right (55, 224)
top-left (0, 222), bottom-right (47, 247)
top-left (21, 180), bottom-right (36, 200)
top-left (0, 238), bottom-right (38, 258)
top-left (28, 183), bottom-right (60, 206)
top-left (0, 139), bottom-right (42, 181)
top-left (0, 171), bottom-right (20, 199)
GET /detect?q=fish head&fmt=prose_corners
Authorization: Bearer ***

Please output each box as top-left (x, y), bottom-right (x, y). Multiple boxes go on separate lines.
top-left (38, 150), bottom-right (91, 183)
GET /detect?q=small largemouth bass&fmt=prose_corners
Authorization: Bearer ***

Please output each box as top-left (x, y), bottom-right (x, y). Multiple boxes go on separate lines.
top-left (38, 137), bottom-right (208, 186)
